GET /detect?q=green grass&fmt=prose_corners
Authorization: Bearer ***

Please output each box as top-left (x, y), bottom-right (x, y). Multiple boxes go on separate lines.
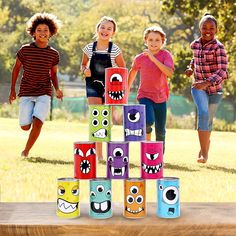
top-left (0, 117), bottom-right (235, 203)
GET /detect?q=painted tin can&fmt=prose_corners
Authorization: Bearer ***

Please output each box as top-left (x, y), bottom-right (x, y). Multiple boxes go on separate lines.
top-left (89, 105), bottom-right (111, 142)
top-left (57, 178), bottom-right (80, 218)
top-left (157, 177), bottom-right (180, 218)
top-left (124, 178), bottom-right (146, 218)
top-left (74, 142), bottom-right (96, 179)
top-left (105, 67), bottom-right (128, 105)
top-left (89, 178), bottom-right (112, 219)
top-left (123, 105), bottom-right (146, 141)
top-left (141, 141), bottom-right (163, 179)
top-left (107, 142), bottom-right (129, 179)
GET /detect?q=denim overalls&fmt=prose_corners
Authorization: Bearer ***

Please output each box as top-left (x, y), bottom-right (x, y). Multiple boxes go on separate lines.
top-left (85, 41), bottom-right (113, 102)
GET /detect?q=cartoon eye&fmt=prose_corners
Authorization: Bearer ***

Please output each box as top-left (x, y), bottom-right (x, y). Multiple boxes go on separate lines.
top-left (71, 186), bottom-right (79, 196)
top-left (102, 109), bottom-right (109, 117)
top-left (96, 185), bottom-right (104, 193)
top-left (106, 190), bottom-right (112, 197)
top-left (146, 153), bottom-right (159, 161)
top-left (92, 119), bottom-right (99, 126)
top-left (90, 191), bottom-right (96, 197)
top-left (58, 186), bottom-right (65, 196)
top-left (127, 109), bottom-right (140, 123)
top-left (135, 195), bottom-right (144, 204)
top-left (130, 186), bottom-right (139, 195)
top-left (108, 156), bottom-right (114, 162)
top-left (123, 156), bottom-right (128, 162)
top-left (86, 148), bottom-right (96, 157)
top-left (159, 185), bottom-right (163, 190)
top-left (102, 119), bottom-right (109, 126)
top-left (113, 147), bottom-right (123, 157)
top-left (92, 109), bottom-right (99, 117)
top-left (126, 195), bottom-right (134, 204)
top-left (74, 148), bottom-right (84, 157)
top-left (110, 73), bottom-right (123, 82)
top-left (163, 186), bottom-right (179, 205)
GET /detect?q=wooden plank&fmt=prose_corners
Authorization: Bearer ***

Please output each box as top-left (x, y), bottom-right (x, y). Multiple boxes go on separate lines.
top-left (0, 202), bottom-right (236, 235)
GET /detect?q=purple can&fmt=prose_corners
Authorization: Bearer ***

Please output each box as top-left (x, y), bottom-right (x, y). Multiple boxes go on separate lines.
top-left (141, 141), bottom-right (163, 179)
top-left (123, 105), bottom-right (146, 142)
top-left (107, 142), bottom-right (129, 179)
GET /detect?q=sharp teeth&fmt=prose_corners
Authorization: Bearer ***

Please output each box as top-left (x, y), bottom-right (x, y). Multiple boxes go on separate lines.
top-left (101, 201), bottom-right (108, 211)
top-left (138, 207), bottom-right (142, 212)
top-left (127, 207), bottom-right (131, 212)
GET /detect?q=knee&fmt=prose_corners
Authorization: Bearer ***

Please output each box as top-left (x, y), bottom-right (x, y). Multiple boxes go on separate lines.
top-left (32, 117), bottom-right (43, 129)
top-left (21, 125), bottom-right (31, 131)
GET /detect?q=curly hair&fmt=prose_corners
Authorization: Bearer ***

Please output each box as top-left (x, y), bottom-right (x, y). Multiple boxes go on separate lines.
top-left (144, 25), bottom-right (166, 45)
top-left (26, 13), bottom-right (61, 38)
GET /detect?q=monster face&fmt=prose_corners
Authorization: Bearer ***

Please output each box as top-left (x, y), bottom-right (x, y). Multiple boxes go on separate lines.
top-left (124, 178), bottom-right (146, 218)
top-left (74, 142), bottom-right (96, 179)
top-left (89, 105), bottom-right (111, 142)
top-left (107, 142), bottom-right (129, 179)
top-left (157, 177), bottom-right (180, 218)
top-left (89, 178), bottom-right (112, 219)
top-left (123, 105), bottom-right (146, 141)
top-left (105, 67), bottom-right (128, 105)
top-left (141, 141), bottom-right (163, 179)
top-left (57, 178), bottom-right (80, 218)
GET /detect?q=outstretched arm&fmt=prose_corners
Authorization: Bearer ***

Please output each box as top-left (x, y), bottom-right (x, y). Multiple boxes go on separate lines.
top-left (9, 57), bottom-right (22, 104)
top-left (51, 65), bottom-right (63, 100)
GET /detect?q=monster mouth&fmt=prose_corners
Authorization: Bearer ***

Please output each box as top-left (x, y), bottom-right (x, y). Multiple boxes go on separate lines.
top-left (57, 198), bottom-right (78, 214)
top-left (110, 166), bottom-right (126, 176)
top-left (91, 200), bottom-right (111, 213)
top-left (80, 160), bottom-right (91, 174)
top-left (92, 128), bottom-right (107, 138)
top-left (168, 208), bottom-right (175, 215)
top-left (125, 129), bottom-right (143, 137)
top-left (108, 90), bottom-right (124, 100)
top-left (125, 206), bottom-right (144, 214)
top-left (141, 163), bottom-right (162, 174)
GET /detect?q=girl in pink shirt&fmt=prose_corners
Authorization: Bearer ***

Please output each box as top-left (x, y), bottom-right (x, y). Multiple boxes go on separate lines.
top-left (128, 26), bottom-right (174, 152)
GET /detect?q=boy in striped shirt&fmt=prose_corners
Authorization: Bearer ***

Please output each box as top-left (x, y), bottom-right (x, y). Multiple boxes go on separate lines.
top-left (9, 13), bottom-right (63, 157)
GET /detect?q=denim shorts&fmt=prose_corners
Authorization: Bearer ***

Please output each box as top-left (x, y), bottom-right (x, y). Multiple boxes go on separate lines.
top-left (19, 95), bottom-right (51, 126)
top-left (191, 88), bottom-right (222, 131)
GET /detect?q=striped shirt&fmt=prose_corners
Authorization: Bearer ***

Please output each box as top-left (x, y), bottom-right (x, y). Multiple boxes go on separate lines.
top-left (82, 42), bottom-right (121, 67)
top-left (17, 42), bottom-right (59, 97)
top-left (189, 38), bottom-right (228, 94)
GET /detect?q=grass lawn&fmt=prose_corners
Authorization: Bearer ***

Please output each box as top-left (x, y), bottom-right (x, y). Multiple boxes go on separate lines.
top-left (0, 117), bottom-right (235, 203)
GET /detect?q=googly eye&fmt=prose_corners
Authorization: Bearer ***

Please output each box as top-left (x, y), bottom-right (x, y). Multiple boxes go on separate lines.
top-left (108, 156), bottom-right (114, 162)
top-left (123, 156), bottom-right (128, 162)
top-left (96, 185), bottom-right (104, 193)
top-left (110, 73), bottom-right (123, 82)
top-left (90, 191), bottom-right (96, 197)
top-left (127, 109), bottom-right (140, 123)
top-left (162, 186), bottom-right (179, 205)
top-left (126, 195), bottom-right (134, 204)
top-left (86, 148), bottom-right (96, 157)
top-left (74, 148), bottom-right (84, 157)
top-left (135, 195), bottom-right (143, 204)
top-left (92, 109), bottom-right (99, 117)
top-left (102, 109), bottom-right (109, 117)
top-left (130, 186), bottom-right (139, 195)
top-left (58, 186), bottom-right (65, 196)
top-left (92, 119), bottom-right (99, 127)
top-left (102, 119), bottom-right (109, 127)
top-left (113, 147), bottom-right (124, 157)
top-left (146, 153), bottom-right (159, 160)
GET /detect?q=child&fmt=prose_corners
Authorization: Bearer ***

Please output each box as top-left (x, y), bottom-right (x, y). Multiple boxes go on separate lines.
top-left (128, 26), bottom-right (174, 152)
top-left (8, 13), bottom-right (63, 157)
top-left (81, 16), bottom-right (125, 161)
top-left (185, 13), bottom-right (228, 163)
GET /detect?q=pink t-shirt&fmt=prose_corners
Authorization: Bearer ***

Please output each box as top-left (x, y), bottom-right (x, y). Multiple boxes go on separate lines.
top-left (132, 49), bottom-right (174, 103)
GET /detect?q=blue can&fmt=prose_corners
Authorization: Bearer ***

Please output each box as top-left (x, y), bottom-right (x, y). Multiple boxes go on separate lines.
top-left (89, 178), bottom-right (112, 219)
top-left (157, 177), bottom-right (180, 218)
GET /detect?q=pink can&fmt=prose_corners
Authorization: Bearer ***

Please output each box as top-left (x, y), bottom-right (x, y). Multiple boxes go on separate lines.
top-left (105, 67), bottom-right (128, 105)
top-left (141, 141), bottom-right (163, 179)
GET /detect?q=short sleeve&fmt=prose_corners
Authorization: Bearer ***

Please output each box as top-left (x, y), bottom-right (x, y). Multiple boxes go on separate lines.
top-left (163, 50), bottom-right (174, 69)
top-left (112, 44), bottom-right (121, 57)
top-left (53, 51), bottom-right (60, 66)
top-left (16, 47), bottom-right (25, 63)
top-left (82, 43), bottom-right (93, 58)
top-left (131, 55), bottom-right (141, 71)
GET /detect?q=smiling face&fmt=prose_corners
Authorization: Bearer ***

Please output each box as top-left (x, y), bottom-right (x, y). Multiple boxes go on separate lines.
top-left (200, 19), bottom-right (217, 44)
top-left (97, 20), bottom-right (115, 41)
top-left (33, 24), bottom-right (51, 45)
top-left (145, 32), bottom-right (164, 53)
top-left (57, 178), bottom-right (79, 218)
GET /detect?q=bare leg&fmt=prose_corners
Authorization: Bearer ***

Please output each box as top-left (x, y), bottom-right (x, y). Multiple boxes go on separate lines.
top-left (197, 130), bottom-right (211, 163)
top-left (21, 118), bottom-right (43, 157)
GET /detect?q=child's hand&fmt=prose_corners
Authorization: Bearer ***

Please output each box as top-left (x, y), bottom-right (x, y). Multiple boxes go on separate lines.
top-left (9, 90), bottom-right (16, 104)
top-left (185, 68), bottom-right (193, 77)
top-left (143, 49), bottom-right (156, 62)
top-left (192, 81), bottom-right (210, 90)
top-left (83, 68), bottom-right (91, 77)
top-left (55, 89), bottom-right (63, 101)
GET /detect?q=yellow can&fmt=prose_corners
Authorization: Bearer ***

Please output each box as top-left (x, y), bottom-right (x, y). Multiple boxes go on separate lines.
top-left (57, 178), bottom-right (80, 218)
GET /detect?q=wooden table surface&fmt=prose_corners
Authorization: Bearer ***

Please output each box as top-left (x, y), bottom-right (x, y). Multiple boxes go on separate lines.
top-left (0, 202), bottom-right (236, 235)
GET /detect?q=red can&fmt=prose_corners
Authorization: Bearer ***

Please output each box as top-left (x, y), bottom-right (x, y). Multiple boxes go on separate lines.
top-left (105, 67), bottom-right (128, 105)
top-left (74, 142), bottom-right (96, 179)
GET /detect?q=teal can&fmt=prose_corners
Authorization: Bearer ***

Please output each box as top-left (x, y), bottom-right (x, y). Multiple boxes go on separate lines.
top-left (89, 178), bottom-right (112, 219)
